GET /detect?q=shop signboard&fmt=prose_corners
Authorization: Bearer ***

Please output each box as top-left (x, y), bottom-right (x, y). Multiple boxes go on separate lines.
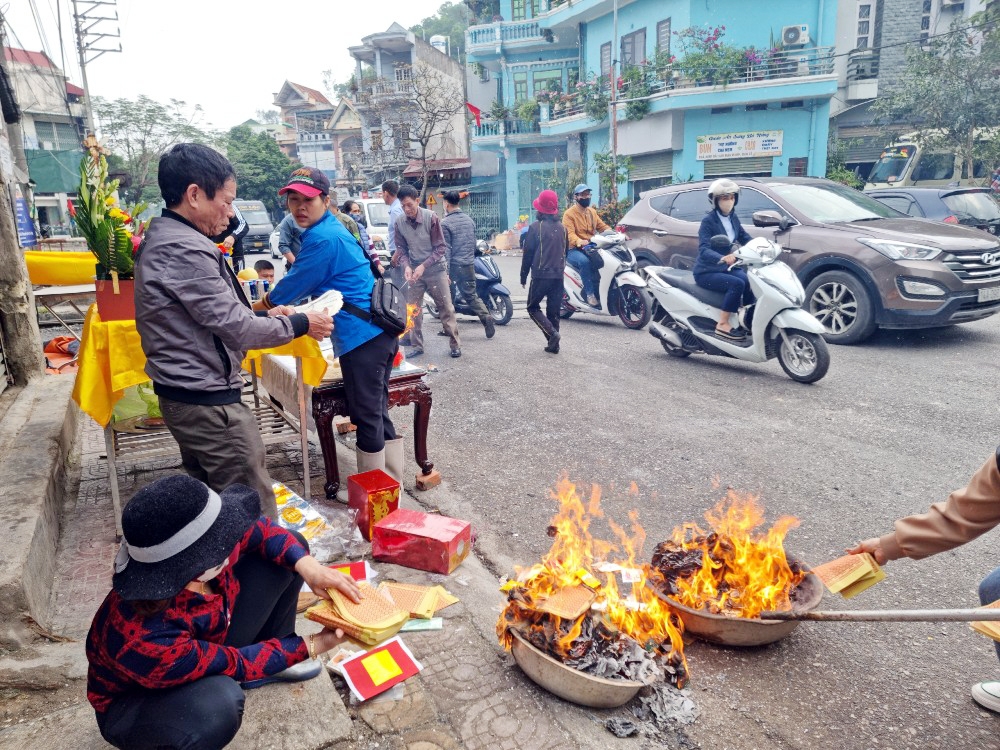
top-left (696, 130), bottom-right (783, 161)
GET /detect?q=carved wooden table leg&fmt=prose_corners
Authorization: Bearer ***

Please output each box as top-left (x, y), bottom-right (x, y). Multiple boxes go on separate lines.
top-left (411, 380), bottom-right (434, 475)
top-left (313, 394), bottom-right (345, 499)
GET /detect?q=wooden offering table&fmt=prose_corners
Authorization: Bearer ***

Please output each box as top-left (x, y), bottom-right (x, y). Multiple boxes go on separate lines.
top-left (312, 362), bottom-right (433, 499)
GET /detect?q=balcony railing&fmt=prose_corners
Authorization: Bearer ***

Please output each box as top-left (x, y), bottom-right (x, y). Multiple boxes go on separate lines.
top-left (536, 47), bottom-right (835, 125)
top-left (471, 118), bottom-right (541, 138)
top-left (356, 79), bottom-right (415, 105)
top-left (847, 49), bottom-right (879, 81)
top-left (467, 20), bottom-right (545, 50)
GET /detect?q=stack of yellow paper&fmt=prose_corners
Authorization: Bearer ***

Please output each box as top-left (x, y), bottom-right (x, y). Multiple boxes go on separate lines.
top-left (305, 582), bottom-right (408, 645)
top-left (971, 600), bottom-right (1000, 642)
top-left (811, 553), bottom-right (885, 599)
top-left (379, 582), bottom-right (439, 619)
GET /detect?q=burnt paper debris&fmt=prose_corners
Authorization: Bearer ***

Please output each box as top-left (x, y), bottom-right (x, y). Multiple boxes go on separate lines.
top-left (633, 683), bottom-right (700, 726)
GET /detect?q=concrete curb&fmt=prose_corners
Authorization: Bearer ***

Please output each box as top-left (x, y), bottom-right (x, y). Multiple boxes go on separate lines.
top-left (0, 377), bottom-right (78, 649)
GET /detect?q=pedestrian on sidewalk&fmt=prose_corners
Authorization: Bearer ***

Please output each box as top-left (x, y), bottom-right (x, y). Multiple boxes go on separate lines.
top-left (257, 167), bottom-right (402, 478)
top-left (86, 475), bottom-right (361, 750)
top-left (521, 189), bottom-right (568, 354)
top-left (441, 190), bottom-right (495, 340)
top-left (134, 144), bottom-right (332, 519)
top-left (393, 184), bottom-right (462, 358)
top-left (849, 443), bottom-right (1000, 715)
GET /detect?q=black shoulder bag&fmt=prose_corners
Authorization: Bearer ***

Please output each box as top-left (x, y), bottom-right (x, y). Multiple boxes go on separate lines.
top-left (340, 258), bottom-right (407, 336)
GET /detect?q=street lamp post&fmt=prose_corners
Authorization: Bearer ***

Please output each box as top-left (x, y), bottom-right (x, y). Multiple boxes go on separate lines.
top-left (608, 0), bottom-right (619, 203)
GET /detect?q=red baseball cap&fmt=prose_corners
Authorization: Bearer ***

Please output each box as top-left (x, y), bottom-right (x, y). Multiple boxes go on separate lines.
top-left (278, 167), bottom-right (330, 198)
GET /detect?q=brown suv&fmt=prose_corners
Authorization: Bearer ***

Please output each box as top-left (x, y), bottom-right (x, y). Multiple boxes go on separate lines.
top-left (618, 177), bottom-right (1000, 343)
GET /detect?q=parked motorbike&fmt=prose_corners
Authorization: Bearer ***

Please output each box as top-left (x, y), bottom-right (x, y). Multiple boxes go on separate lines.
top-left (425, 240), bottom-right (514, 325)
top-left (645, 234), bottom-right (830, 383)
top-left (561, 231), bottom-right (651, 329)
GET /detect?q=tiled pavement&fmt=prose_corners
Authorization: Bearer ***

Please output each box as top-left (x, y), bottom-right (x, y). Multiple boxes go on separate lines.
top-left (48, 417), bottom-right (641, 750)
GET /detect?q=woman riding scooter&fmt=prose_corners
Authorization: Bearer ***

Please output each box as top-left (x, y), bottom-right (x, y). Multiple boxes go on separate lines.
top-left (692, 178), bottom-right (754, 340)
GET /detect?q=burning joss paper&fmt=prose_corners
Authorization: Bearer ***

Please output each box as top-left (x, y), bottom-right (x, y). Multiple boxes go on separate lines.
top-left (496, 477), bottom-right (689, 688)
top-left (649, 490), bottom-right (807, 619)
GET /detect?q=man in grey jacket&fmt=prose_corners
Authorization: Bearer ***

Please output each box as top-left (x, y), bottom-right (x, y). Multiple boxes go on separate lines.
top-left (441, 191), bottom-right (494, 339)
top-left (393, 184), bottom-right (461, 358)
top-left (134, 143), bottom-right (332, 517)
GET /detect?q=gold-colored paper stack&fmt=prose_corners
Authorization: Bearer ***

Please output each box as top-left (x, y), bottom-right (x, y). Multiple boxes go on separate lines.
top-left (811, 553), bottom-right (885, 599)
top-left (305, 582), bottom-right (408, 645)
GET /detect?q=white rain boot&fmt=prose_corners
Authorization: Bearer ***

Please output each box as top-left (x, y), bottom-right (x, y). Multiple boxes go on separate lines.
top-left (384, 438), bottom-right (405, 483)
top-left (355, 447), bottom-right (386, 474)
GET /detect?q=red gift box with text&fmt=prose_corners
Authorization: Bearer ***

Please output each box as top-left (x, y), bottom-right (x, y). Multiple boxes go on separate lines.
top-left (371, 508), bottom-right (472, 575)
top-left (348, 469), bottom-right (400, 541)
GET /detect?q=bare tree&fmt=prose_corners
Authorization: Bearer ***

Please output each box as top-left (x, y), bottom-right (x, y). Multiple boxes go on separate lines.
top-left (407, 62), bottom-right (465, 202)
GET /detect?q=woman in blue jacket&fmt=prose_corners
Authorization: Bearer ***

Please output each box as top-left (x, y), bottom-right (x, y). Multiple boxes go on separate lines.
top-left (257, 168), bottom-right (401, 482)
top-left (691, 178), bottom-right (754, 340)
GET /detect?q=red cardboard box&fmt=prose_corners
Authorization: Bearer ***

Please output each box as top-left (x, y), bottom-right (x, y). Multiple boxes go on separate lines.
top-left (348, 470), bottom-right (400, 541)
top-left (372, 508), bottom-right (472, 575)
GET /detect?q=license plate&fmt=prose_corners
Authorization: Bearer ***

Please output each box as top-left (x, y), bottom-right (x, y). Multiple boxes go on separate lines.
top-left (978, 286), bottom-right (1000, 303)
top-left (252, 242), bottom-right (264, 248)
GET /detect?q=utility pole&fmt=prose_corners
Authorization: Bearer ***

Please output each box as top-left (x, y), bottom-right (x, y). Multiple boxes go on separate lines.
top-left (608, 0), bottom-right (619, 203)
top-left (72, 0), bottom-right (121, 134)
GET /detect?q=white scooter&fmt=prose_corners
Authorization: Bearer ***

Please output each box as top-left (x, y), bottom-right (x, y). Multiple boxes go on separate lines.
top-left (562, 231), bottom-right (651, 329)
top-left (645, 234), bottom-right (830, 383)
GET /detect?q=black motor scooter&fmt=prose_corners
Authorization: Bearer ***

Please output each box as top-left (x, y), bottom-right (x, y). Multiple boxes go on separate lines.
top-left (425, 241), bottom-right (513, 325)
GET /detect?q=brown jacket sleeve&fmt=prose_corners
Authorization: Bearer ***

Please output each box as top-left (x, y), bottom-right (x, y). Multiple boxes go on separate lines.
top-left (879, 449), bottom-right (1000, 560)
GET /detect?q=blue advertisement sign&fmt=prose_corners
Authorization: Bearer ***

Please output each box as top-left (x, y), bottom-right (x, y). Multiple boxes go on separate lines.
top-left (14, 196), bottom-right (36, 247)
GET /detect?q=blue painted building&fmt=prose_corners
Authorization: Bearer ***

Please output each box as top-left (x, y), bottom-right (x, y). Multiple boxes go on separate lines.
top-left (466, 0), bottom-right (837, 229)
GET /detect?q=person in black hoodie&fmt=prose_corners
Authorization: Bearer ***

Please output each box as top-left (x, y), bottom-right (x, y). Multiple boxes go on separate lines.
top-left (520, 189), bottom-right (568, 354)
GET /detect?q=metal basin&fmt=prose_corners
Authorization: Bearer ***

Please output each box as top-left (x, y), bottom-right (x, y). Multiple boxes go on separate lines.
top-left (508, 629), bottom-right (643, 708)
top-left (651, 570), bottom-right (825, 647)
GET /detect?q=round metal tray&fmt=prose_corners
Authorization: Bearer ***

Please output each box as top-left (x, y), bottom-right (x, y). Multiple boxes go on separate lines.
top-left (650, 569), bottom-right (825, 647)
top-left (508, 629), bottom-right (644, 708)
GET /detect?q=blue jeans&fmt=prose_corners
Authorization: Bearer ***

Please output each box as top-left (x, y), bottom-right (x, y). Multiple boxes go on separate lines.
top-left (567, 249), bottom-right (597, 298)
top-left (694, 268), bottom-right (753, 313)
top-left (980, 566), bottom-right (1000, 662)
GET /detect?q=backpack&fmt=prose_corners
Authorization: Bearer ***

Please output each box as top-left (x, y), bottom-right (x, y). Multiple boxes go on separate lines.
top-left (340, 258), bottom-right (407, 336)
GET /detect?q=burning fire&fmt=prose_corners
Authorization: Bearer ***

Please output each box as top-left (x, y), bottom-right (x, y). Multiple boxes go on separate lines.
top-left (401, 303), bottom-right (420, 338)
top-left (497, 477), bottom-right (688, 686)
top-left (651, 490), bottom-right (805, 618)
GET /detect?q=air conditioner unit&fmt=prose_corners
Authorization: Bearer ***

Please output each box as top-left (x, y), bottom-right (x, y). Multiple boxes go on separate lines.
top-left (41, 140), bottom-right (55, 150)
top-left (781, 24), bottom-right (810, 47)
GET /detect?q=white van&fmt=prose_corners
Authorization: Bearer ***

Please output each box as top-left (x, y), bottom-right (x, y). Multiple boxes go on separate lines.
top-left (866, 136), bottom-right (993, 190)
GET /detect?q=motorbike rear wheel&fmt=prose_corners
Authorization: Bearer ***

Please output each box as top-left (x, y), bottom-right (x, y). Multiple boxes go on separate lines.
top-left (617, 285), bottom-right (652, 330)
top-left (777, 329), bottom-right (830, 384)
top-left (424, 294), bottom-right (439, 319)
top-left (486, 292), bottom-right (513, 325)
top-left (559, 293), bottom-right (575, 319)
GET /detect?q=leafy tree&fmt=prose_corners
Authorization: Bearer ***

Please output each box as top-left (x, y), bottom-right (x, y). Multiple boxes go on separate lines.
top-left (410, 2), bottom-right (471, 59)
top-left (93, 96), bottom-right (217, 204)
top-left (255, 109), bottom-right (281, 125)
top-left (826, 136), bottom-right (864, 189)
top-left (225, 125), bottom-right (297, 217)
top-left (872, 12), bottom-right (1000, 183)
top-left (464, 0), bottom-right (500, 24)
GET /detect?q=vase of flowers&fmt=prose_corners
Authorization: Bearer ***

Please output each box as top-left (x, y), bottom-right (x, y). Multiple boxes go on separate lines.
top-left (75, 138), bottom-right (146, 320)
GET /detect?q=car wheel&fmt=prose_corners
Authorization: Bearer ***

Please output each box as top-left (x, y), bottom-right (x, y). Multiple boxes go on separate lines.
top-left (804, 270), bottom-right (877, 345)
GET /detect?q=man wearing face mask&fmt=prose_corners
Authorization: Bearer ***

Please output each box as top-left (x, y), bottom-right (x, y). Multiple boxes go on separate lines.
top-left (562, 184), bottom-right (609, 307)
top-left (691, 178), bottom-right (754, 340)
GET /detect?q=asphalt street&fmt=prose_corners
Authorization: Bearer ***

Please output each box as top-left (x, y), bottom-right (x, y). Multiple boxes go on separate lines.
top-left (405, 253), bottom-right (1000, 749)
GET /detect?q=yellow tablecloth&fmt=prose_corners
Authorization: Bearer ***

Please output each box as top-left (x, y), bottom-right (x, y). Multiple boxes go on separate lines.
top-left (72, 305), bottom-right (326, 426)
top-left (25, 251), bottom-right (97, 286)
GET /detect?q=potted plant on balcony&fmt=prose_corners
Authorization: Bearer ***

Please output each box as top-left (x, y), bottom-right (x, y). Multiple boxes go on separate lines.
top-left (515, 98), bottom-right (540, 126)
top-left (620, 65), bottom-right (651, 121)
top-left (577, 76), bottom-right (609, 122)
top-left (76, 138), bottom-right (147, 321)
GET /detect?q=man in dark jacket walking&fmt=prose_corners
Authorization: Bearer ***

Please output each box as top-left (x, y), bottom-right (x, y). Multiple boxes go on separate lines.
top-left (520, 189), bottom-right (567, 354)
top-left (441, 191), bottom-right (495, 339)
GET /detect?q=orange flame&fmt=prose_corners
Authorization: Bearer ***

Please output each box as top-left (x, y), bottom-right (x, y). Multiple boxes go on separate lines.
top-left (401, 303), bottom-right (420, 338)
top-left (663, 490), bottom-right (804, 618)
top-left (497, 477), bottom-right (687, 684)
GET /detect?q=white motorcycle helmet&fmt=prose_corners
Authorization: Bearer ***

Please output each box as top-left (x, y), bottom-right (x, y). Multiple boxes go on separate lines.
top-left (707, 178), bottom-right (740, 209)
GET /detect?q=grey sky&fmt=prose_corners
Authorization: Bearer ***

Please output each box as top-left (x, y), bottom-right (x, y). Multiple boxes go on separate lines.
top-left (4, 0), bottom-right (449, 131)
